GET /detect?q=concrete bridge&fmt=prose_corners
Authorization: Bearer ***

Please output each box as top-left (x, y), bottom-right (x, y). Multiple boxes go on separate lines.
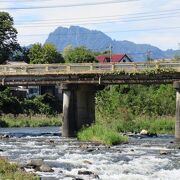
top-left (0, 62), bottom-right (180, 140)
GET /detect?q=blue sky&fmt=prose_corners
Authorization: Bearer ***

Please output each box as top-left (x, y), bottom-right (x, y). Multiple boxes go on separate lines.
top-left (1, 0), bottom-right (180, 50)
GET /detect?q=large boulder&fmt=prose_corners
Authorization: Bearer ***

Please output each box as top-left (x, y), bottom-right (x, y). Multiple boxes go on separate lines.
top-left (39, 164), bottom-right (54, 172)
top-left (27, 159), bottom-right (44, 167)
top-left (160, 150), bottom-right (171, 155)
top-left (26, 159), bottom-right (54, 172)
top-left (140, 129), bottom-right (148, 135)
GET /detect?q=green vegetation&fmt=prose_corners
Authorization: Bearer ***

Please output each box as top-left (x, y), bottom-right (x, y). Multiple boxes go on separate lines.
top-left (96, 84), bottom-right (175, 133)
top-left (28, 43), bottom-right (64, 64)
top-left (0, 114), bottom-right (62, 128)
top-left (78, 124), bottom-right (128, 145)
top-left (0, 88), bottom-right (62, 128)
top-left (97, 84), bottom-right (175, 117)
top-left (0, 88), bottom-right (60, 116)
top-left (174, 55), bottom-right (180, 61)
top-left (0, 157), bottom-right (39, 180)
top-left (0, 12), bottom-right (19, 64)
top-left (78, 84), bottom-right (175, 145)
top-left (63, 46), bottom-right (97, 63)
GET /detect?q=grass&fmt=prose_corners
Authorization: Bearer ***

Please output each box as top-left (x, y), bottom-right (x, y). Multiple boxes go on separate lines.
top-left (77, 114), bottom-right (175, 145)
top-left (0, 114), bottom-right (62, 128)
top-left (0, 157), bottom-right (39, 180)
top-left (110, 115), bottom-right (175, 135)
top-left (77, 124), bottom-right (128, 145)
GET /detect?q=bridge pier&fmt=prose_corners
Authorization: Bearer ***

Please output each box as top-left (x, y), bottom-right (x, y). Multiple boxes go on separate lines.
top-left (62, 84), bottom-right (98, 137)
top-left (174, 82), bottom-right (180, 141)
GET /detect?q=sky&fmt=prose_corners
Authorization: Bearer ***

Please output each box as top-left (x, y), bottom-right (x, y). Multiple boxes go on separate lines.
top-left (0, 0), bottom-right (180, 50)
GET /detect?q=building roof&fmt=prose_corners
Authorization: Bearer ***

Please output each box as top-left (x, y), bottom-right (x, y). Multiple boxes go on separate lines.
top-left (96, 54), bottom-right (131, 63)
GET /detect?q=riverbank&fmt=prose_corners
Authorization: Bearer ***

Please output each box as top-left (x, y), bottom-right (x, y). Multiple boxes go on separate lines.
top-left (78, 115), bottom-right (175, 145)
top-left (0, 157), bottom-right (39, 180)
top-left (0, 114), bottom-right (62, 128)
top-left (0, 114), bottom-right (175, 145)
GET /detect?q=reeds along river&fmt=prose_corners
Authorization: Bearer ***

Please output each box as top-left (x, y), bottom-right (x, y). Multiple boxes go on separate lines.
top-left (0, 127), bottom-right (180, 180)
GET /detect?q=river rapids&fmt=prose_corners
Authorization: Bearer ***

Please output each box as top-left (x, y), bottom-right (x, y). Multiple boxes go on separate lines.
top-left (0, 127), bottom-right (180, 180)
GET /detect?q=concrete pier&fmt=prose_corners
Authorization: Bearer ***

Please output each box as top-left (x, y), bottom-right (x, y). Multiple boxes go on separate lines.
top-left (62, 85), bottom-right (77, 137)
top-left (174, 81), bottom-right (180, 141)
top-left (62, 84), bottom-right (97, 137)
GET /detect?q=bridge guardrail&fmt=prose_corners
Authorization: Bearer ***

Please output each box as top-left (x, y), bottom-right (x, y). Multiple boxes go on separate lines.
top-left (0, 62), bottom-right (180, 75)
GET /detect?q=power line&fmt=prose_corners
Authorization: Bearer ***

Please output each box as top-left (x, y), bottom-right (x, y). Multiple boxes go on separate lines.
top-left (13, 10), bottom-right (180, 25)
top-left (14, 14), bottom-right (179, 28)
top-left (10, 8), bottom-right (180, 23)
top-left (0, 0), bottom-right (138, 10)
top-left (17, 26), bottom-right (180, 37)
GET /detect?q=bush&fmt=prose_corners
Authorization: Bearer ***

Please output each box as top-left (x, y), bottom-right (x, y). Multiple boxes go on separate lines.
top-left (78, 124), bottom-right (128, 145)
top-left (96, 84), bottom-right (176, 117)
top-left (0, 88), bottom-right (60, 116)
top-left (0, 88), bottom-right (23, 116)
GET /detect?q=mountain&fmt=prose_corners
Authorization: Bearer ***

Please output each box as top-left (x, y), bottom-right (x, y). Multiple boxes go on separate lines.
top-left (45, 26), bottom-right (179, 61)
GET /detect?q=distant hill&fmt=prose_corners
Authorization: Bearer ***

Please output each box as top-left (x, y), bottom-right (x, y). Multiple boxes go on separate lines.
top-left (45, 26), bottom-right (179, 61)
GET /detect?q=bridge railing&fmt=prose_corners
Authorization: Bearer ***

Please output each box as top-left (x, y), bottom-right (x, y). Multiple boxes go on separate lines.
top-left (0, 62), bottom-right (180, 75)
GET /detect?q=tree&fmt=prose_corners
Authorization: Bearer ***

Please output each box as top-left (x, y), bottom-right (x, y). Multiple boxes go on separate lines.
top-left (174, 55), bottom-right (180, 61)
top-left (28, 43), bottom-right (64, 64)
top-left (0, 12), bottom-right (19, 64)
top-left (12, 46), bottom-right (30, 63)
top-left (63, 46), bottom-right (96, 63)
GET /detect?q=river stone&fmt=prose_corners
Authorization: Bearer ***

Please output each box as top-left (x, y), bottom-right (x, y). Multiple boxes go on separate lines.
top-left (78, 170), bottom-right (99, 179)
top-left (27, 159), bottom-right (44, 167)
top-left (86, 148), bottom-right (94, 152)
top-left (140, 129), bottom-right (148, 135)
top-left (83, 160), bottom-right (92, 164)
top-left (160, 150), bottom-right (171, 155)
top-left (72, 178), bottom-right (84, 180)
top-left (39, 164), bottom-right (54, 172)
top-left (0, 135), bottom-right (11, 139)
top-left (78, 170), bottom-right (94, 175)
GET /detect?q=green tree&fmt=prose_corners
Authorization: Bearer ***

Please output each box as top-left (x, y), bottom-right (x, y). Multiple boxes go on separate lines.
top-left (63, 46), bottom-right (96, 63)
top-left (0, 12), bottom-right (19, 64)
top-left (174, 55), bottom-right (180, 61)
top-left (28, 43), bottom-right (64, 64)
top-left (12, 47), bottom-right (30, 63)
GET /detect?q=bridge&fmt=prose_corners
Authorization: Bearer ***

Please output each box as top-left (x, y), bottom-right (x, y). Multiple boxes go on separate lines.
top-left (0, 61), bottom-right (180, 140)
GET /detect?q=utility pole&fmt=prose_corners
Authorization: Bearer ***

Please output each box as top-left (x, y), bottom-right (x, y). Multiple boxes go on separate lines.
top-left (109, 44), bottom-right (113, 62)
top-left (147, 49), bottom-right (152, 62)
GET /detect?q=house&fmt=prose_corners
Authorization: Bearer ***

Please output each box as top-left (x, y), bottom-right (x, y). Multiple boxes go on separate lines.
top-left (96, 54), bottom-right (132, 63)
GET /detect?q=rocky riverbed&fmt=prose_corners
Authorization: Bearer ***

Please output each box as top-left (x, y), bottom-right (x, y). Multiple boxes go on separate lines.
top-left (0, 127), bottom-right (180, 180)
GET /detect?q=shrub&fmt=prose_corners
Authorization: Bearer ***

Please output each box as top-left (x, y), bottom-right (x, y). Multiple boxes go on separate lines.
top-left (77, 124), bottom-right (128, 145)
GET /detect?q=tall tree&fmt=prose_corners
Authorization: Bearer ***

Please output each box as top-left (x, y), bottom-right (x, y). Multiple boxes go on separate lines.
top-left (12, 47), bottom-right (30, 63)
top-left (28, 43), bottom-right (64, 64)
top-left (63, 46), bottom-right (96, 63)
top-left (0, 12), bottom-right (19, 64)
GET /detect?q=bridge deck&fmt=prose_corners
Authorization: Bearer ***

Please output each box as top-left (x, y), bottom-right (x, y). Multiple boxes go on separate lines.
top-left (0, 62), bottom-right (180, 75)
top-left (0, 62), bottom-right (180, 85)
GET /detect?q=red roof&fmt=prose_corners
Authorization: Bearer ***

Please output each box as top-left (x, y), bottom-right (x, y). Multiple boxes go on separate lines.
top-left (96, 54), bottom-right (131, 63)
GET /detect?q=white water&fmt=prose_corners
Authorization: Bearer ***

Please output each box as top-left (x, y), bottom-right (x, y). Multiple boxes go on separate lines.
top-left (0, 127), bottom-right (180, 180)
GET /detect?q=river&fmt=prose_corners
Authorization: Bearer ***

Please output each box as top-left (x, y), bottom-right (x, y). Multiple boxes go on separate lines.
top-left (0, 127), bottom-right (180, 180)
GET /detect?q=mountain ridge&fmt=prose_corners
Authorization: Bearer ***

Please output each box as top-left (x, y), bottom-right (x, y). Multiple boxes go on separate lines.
top-left (45, 26), bottom-right (179, 61)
